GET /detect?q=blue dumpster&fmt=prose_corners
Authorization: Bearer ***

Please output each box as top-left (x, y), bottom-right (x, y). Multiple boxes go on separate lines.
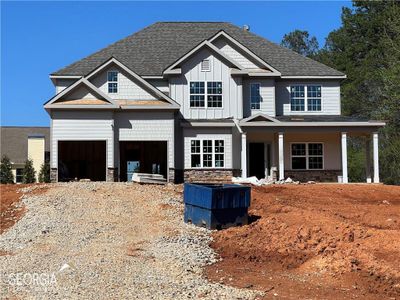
top-left (183, 183), bottom-right (251, 230)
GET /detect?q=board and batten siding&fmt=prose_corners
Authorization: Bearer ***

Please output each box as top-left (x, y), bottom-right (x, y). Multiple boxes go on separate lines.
top-left (243, 79), bottom-right (275, 117)
top-left (90, 66), bottom-right (158, 101)
top-left (51, 110), bottom-right (114, 168)
top-left (275, 80), bottom-right (341, 115)
top-left (170, 48), bottom-right (243, 120)
top-left (183, 128), bottom-right (233, 169)
top-left (115, 112), bottom-right (175, 168)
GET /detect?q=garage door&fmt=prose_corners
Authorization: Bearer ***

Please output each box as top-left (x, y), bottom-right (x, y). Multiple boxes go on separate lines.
top-left (58, 141), bottom-right (106, 181)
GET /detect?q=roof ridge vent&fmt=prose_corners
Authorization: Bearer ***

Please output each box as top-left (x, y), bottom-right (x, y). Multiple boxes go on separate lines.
top-left (242, 24), bottom-right (250, 31)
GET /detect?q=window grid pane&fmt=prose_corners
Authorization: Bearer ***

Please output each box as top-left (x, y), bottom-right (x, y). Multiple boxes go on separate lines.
top-left (108, 83), bottom-right (118, 93)
top-left (250, 83), bottom-right (261, 110)
top-left (307, 85), bottom-right (321, 111)
top-left (190, 95), bottom-right (205, 107)
top-left (207, 82), bottom-right (222, 108)
top-left (290, 86), bottom-right (305, 111)
top-left (190, 82), bottom-right (205, 107)
top-left (203, 140), bottom-right (213, 168)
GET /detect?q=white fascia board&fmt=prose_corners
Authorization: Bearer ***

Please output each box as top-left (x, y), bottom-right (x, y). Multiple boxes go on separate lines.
top-left (45, 105), bottom-right (118, 110)
top-left (163, 40), bottom-right (244, 75)
top-left (163, 68), bottom-right (182, 75)
top-left (85, 57), bottom-right (180, 108)
top-left (239, 121), bottom-right (386, 127)
top-left (280, 75), bottom-right (347, 79)
top-left (49, 75), bottom-right (82, 79)
top-left (208, 31), bottom-right (281, 75)
top-left (142, 75), bottom-right (164, 79)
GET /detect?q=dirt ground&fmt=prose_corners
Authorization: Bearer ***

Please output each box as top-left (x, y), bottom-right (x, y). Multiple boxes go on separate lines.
top-left (0, 184), bottom-right (48, 235)
top-left (206, 184), bottom-right (400, 299)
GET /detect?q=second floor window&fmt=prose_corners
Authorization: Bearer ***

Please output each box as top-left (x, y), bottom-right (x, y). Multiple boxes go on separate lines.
top-left (290, 85), bottom-right (322, 112)
top-left (250, 83), bottom-right (261, 110)
top-left (190, 81), bottom-right (222, 108)
top-left (107, 71), bottom-right (118, 93)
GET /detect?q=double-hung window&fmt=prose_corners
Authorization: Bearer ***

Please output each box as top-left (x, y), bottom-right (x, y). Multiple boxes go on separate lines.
top-left (189, 81), bottom-right (222, 108)
top-left (250, 83), bottom-right (261, 110)
top-left (107, 71), bottom-right (118, 93)
top-left (207, 82), bottom-right (222, 107)
top-left (190, 139), bottom-right (225, 168)
top-left (290, 85), bottom-right (321, 112)
top-left (291, 143), bottom-right (323, 170)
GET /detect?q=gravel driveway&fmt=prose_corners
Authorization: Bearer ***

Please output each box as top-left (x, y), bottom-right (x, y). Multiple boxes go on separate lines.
top-left (0, 183), bottom-right (260, 299)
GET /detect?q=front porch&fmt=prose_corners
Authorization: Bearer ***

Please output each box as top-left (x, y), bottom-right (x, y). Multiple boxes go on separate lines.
top-left (239, 120), bottom-right (383, 183)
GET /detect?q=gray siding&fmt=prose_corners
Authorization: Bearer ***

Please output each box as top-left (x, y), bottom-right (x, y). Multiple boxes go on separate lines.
top-left (115, 111), bottom-right (175, 168)
top-left (170, 48), bottom-right (243, 119)
top-left (55, 79), bottom-right (77, 94)
top-left (51, 111), bottom-right (114, 168)
top-left (243, 79), bottom-right (275, 117)
top-left (148, 79), bottom-right (169, 94)
top-left (90, 66), bottom-right (158, 101)
top-left (275, 80), bottom-right (341, 116)
top-left (183, 128), bottom-right (233, 169)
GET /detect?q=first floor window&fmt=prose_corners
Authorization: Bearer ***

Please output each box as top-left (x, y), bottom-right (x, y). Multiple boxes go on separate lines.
top-left (291, 143), bottom-right (323, 170)
top-left (16, 168), bottom-right (23, 183)
top-left (107, 71), bottom-right (118, 93)
top-left (190, 139), bottom-right (225, 168)
top-left (250, 83), bottom-right (261, 110)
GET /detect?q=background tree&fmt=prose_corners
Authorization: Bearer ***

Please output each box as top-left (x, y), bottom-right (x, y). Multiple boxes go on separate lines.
top-left (281, 30), bottom-right (319, 57)
top-left (0, 155), bottom-right (14, 184)
top-left (38, 162), bottom-right (50, 183)
top-left (22, 159), bottom-right (36, 183)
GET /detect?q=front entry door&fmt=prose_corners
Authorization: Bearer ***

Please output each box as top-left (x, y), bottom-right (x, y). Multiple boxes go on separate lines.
top-left (249, 143), bottom-right (265, 179)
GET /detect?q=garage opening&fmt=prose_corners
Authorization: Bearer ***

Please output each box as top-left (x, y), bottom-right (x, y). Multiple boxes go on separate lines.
top-left (119, 141), bottom-right (167, 182)
top-left (58, 141), bottom-right (106, 181)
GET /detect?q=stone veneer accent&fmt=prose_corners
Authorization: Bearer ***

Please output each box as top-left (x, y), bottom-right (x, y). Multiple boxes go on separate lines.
top-left (50, 168), bottom-right (58, 183)
top-left (107, 167), bottom-right (118, 182)
top-left (184, 169), bottom-right (240, 183)
top-left (284, 170), bottom-right (342, 182)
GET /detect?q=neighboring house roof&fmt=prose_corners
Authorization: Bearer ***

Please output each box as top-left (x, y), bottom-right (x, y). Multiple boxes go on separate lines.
top-left (52, 22), bottom-right (345, 77)
top-left (0, 127), bottom-right (50, 165)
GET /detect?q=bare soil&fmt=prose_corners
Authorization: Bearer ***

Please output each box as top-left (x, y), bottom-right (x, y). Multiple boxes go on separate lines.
top-left (0, 184), bottom-right (48, 235)
top-left (206, 184), bottom-right (400, 299)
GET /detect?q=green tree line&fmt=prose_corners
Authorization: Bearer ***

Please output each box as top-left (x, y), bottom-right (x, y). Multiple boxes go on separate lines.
top-left (281, 1), bottom-right (400, 184)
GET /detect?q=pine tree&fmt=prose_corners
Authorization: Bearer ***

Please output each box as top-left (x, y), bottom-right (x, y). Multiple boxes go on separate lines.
top-left (22, 159), bottom-right (36, 184)
top-left (38, 162), bottom-right (50, 183)
top-left (0, 155), bottom-right (14, 184)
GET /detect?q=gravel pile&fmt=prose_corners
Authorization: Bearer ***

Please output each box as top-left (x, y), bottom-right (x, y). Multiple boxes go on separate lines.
top-left (0, 182), bottom-right (261, 299)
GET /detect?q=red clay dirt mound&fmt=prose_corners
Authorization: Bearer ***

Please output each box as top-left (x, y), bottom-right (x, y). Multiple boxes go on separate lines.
top-left (206, 184), bottom-right (400, 299)
top-left (0, 184), bottom-right (48, 235)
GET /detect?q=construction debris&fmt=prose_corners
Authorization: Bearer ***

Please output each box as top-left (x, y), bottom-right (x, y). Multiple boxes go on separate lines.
top-left (232, 176), bottom-right (300, 186)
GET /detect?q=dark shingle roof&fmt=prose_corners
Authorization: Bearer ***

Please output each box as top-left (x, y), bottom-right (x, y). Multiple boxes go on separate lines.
top-left (52, 22), bottom-right (344, 77)
top-left (0, 127), bottom-right (50, 164)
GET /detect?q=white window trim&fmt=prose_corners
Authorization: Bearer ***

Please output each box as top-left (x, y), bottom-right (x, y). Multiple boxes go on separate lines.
top-left (290, 142), bottom-right (324, 170)
top-left (107, 70), bottom-right (118, 94)
top-left (250, 82), bottom-right (261, 110)
top-left (290, 85), bottom-right (322, 112)
top-left (189, 81), bottom-right (223, 109)
top-left (189, 138), bottom-right (225, 169)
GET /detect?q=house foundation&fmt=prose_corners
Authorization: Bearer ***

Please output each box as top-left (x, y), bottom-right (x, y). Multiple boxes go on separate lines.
top-left (184, 169), bottom-right (240, 183)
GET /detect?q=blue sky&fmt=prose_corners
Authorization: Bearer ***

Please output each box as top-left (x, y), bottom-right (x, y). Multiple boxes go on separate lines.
top-left (1, 1), bottom-right (350, 126)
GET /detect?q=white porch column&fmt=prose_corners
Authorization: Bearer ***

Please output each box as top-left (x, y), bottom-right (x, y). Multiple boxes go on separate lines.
top-left (278, 132), bottom-right (284, 180)
top-left (365, 137), bottom-right (372, 183)
top-left (241, 133), bottom-right (247, 177)
top-left (373, 132), bottom-right (380, 183)
top-left (341, 132), bottom-right (348, 183)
